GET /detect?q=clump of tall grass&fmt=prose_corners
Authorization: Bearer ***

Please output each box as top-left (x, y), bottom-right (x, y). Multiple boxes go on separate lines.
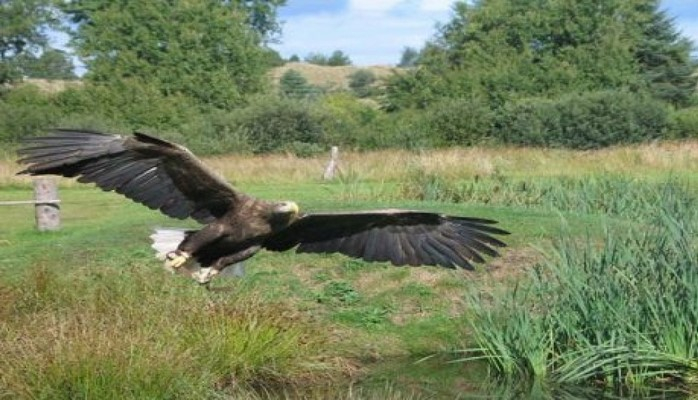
top-left (0, 265), bottom-right (337, 399)
top-left (460, 198), bottom-right (698, 391)
top-left (403, 168), bottom-right (696, 221)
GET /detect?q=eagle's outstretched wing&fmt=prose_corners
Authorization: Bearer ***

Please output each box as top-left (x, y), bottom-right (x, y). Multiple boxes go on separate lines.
top-left (17, 129), bottom-right (245, 223)
top-left (263, 210), bottom-right (509, 269)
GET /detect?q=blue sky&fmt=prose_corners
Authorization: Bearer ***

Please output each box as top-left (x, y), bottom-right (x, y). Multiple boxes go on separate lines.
top-left (270, 0), bottom-right (698, 66)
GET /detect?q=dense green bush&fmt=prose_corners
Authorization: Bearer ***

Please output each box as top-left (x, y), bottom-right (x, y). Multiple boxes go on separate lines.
top-left (421, 97), bottom-right (495, 146)
top-left (173, 109), bottom-right (252, 155)
top-left (318, 93), bottom-right (380, 147)
top-left (55, 80), bottom-right (204, 132)
top-left (1, 82), bottom-right (224, 152)
top-left (55, 113), bottom-right (129, 136)
top-left (321, 96), bottom-right (495, 150)
top-left (0, 85), bottom-right (61, 142)
top-left (347, 69), bottom-right (376, 98)
top-left (495, 91), bottom-right (669, 149)
top-left (366, 113), bottom-right (418, 150)
top-left (230, 95), bottom-right (329, 154)
top-left (279, 69), bottom-right (321, 99)
top-left (667, 106), bottom-right (698, 139)
top-left (381, 67), bottom-right (458, 111)
top-left (1, 80), bottom-right (687, 157)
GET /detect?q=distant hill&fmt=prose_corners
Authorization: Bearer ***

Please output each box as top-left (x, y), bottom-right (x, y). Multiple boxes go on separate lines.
top-left (269, 62), bottom-right (400, 90)
top-left (17, 78), bottom-right (82, 93)
top-left (13, 63), bottom-right (403, 94)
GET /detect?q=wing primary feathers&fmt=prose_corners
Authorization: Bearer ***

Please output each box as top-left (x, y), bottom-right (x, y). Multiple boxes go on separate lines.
top-left (458, 234), bottom-right (501, 258)
top-left (128, 175), bottom-right (165, 204)
top-left (19, 151), bottom-right (91, 173)
top-left (90, 159), bottom-right (155, 190)
top-left (397, 232), bottom-right (420, 266)
top-left (441, 228), bottom-right (493, 260)
top-left (420, 237), bottom-right (456, 269)
top-left (456, 225), bottom-right (508, 248)
top-left (424, 234), bottom-right (466, 268)
top-left (17, 129), bottom-right (240, 223)
top-left (464, 223), bottom-right (510, 236)
top-left (17, 143), bottom-right (107, 159)
top-left (270, 211), bottom-right (509, 269)
top-left (77, 158), bottom-right (115, 177)
top-left (384, 231), bottom-right (405, 265)
top-left (362, 228), bottom-right (381, 261)
top-left (436, 231), bottom-right (485, 265)
top-left (406, 231), bottom-right (432, 266)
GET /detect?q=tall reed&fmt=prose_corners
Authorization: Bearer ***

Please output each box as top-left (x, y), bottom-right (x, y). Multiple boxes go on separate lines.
top-left (403, 169), bottom-right (696, 221)
top-left (461, 191), bottom-right (698, 390)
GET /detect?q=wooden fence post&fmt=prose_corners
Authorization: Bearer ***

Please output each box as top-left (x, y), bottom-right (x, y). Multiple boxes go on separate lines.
top-left (34, 178), bottom-right (60, 231)
top-left (323, 146), bottom-right (339, 181)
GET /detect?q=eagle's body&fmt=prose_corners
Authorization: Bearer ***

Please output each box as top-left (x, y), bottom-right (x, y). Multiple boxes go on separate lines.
top-left (18, 129), bottom-right (510, 284)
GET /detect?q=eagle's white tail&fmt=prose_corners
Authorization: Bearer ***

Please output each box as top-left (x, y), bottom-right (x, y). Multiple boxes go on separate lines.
top-left (149, 228), bottom-right (201, 275)
top-left (150, 228), bottom-right (189, 261)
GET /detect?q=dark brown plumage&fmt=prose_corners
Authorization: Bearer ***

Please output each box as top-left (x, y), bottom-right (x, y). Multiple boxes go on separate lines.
top-left (17, 129), bottom-right (509, 284)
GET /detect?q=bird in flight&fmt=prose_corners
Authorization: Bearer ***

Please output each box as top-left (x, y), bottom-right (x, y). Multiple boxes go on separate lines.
top-left (18, 129), bottom-right (509, 285)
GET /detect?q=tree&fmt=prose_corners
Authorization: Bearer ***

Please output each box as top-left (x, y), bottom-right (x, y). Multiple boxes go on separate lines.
top-left (288, 54), bottom-right (300, 62)
top-left (305, 50), bottom-right (352, 66)
top-left (61, 0), bottom-right (283, 108)
top-left (279, 69), bottom-right (318, 99)
top-left (305, 52), bottom-right (328, 65)
top-left (433, 0), bottom-right (641, 97)
top-left (17, 48), bottom-right (76, 80)
top-left (327, 50), bottom-right (351, 66)
top-left (239, 0), bottom-right (287, 43)
top-left (261, 47), bottom-right (285, 67)
top-left (634, 2), bottom-right (697, 107)
top-left (348, 69), bottom-right (376, 98)
top-left (0, 0), bottom-right (56, 84)
top-left (386, 0), bottom-right (696, 110)
top-left (62, 0), bottom-right (286, 43)
top-left (397, 47), bottom-right (420, 67)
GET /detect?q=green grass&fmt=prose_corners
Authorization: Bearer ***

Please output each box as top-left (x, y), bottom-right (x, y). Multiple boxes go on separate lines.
top-left (0, 263), bottom-right (334, 399)
top-left (0, 183), bottom-right (566, 397)
top-left (2, 155), bottom-right (698, 398)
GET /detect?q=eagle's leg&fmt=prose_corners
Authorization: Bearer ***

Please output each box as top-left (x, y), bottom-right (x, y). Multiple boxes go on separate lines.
top-left (165, 223), bottom-right (228, 270)
top-left (193, 245), bottom-right (261, 285)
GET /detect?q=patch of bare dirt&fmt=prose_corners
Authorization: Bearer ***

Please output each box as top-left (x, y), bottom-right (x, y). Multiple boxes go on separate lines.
top-left (482, 246), bottom-right (544, 282)
top-left (391, 246), bottom-right (546, 323)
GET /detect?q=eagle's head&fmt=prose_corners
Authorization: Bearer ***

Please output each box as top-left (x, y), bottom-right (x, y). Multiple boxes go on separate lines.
top-left (275, 200), bottom-right (299, 215)
top-left (270, 201), bottom-right (300, 227)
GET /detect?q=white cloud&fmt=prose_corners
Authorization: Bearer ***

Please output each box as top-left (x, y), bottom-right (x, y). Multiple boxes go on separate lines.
top-left (419, 0), bottom-right (454, 12)
top-left (348, 0), bottom-right (403, 12)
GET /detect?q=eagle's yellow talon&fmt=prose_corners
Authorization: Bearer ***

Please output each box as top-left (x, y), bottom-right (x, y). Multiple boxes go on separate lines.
top-left (165, 251), bottom-right (191, 269)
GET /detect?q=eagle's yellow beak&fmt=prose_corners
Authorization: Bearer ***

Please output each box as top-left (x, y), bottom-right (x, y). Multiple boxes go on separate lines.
top-left (279, 201), bottom-right (299, 215)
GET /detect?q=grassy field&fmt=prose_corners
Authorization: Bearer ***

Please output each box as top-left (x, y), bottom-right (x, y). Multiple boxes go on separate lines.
top-left (1, 142), bottom-right (698, 398)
